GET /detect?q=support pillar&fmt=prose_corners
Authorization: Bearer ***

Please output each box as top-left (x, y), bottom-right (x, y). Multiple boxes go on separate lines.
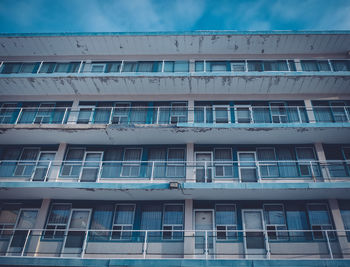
top-left (186, 143), bottom-right (195, 182)
top-left (184, 199), bottom-right (194, 258)
top-left (48, 143), bottom-right (67, 181)
top-left (294, 59), bottom-right (302, 71)
top-left (67, 99), bottom-right (79, 124)
top-left (305, 100), bottom-right (316, 123)
top-left (328, 199), bottom-right (350, 258)
top-left (314, 143), bottom-right (330, 181)
top-left (188, 100), bottom-right (194, 124)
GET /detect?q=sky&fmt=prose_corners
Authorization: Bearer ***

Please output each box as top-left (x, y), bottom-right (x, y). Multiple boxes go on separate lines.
top-left (0, 0), bottom-right (349, 33)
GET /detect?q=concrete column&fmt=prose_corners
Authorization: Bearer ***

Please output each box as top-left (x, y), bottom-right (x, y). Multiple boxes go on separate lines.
top-left (184, 199), bottom-right (194, 258)
top-left (186, 143), bottom-right (195, 182)
top-left (304, 100), bottom-right (316, 123)
top-left (294, 59), bottom-right (302, 71)
top-left (48, 143), bottom-right (67, 181)
top-left (189, 60), bottom-right (195, 73)
top-left (188, 100), bottom-right (194, 124)
top-left (67, 99), bottom-right (79, 124)
top-left (29, 199), bottom-right (51, 256)
top-left (314, 143), bottom-right (330, 181)
top-left (328, 199), bottom-right (350, 258)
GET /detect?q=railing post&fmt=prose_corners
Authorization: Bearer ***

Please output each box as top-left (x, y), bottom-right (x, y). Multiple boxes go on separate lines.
top-left (150, 161), bottom-right (155, 181)
top-left (143, 230), bottom-right (148, 259)
top-left (264, 229), bottom-right (271, 259)
top-left (205, 230), bottom-right (208, 260)
top-left (14, 108), bottom-right (23, 124)
top-left (297, 106), bottom-right (302, 123)
top-left (325, 230), bottom-right (334, 259)
top-left (21, 230), bottom-right (31, 256)
top-left (80, 230), bottom-right (89, 258)
top-left (204, 161), bottom-right (208, 183)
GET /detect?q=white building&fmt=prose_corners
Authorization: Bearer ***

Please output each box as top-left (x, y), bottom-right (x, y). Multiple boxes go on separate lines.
top-left (0, 31), bottom-right (350, 267)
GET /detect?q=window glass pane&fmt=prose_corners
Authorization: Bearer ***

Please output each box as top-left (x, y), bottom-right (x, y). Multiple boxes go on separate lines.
top-left (308, 204), bottom-right (331, 225)
top-left (164, 61), bottom-right (174, 72)
top-left (195, 61), bottom-right (204, 72)
top-left (107, 62), bottom-right (121, 72)
top-left (264, 204), bottom-right (285, 224)
top-left (210, 63), bottom-right (226, 72)
top-left (215, 149), bottom-right (232, 161)
top-left (257, 148), bottom-right (276, 161)
top-left (114, 205), bottom-right (135, 224)
top-left (247, 61), bottom-right (263, 71)
top-left (236, 107), bottom-right (251, 123)
top-left (91, 64), bottom-right (105, 73)
top-left (20, 148), bottom-right (39, 160)
top-left (301, 61), bottom-right (318, 71)
top-left (163, 205), bottom-right (183, 225)
top-left (48, 204), bottom-right (70, 224)
top-left (122, 62), bottom-right (137, 72)
top-left (124, 149), bottom-right (142, 161)
top-left (66, 149), bottom-right (85, 161)
top-left (296, 147), bottom-right (316, 160)
top-left (54, 63), bottom-right (70, 73)
top-left (288, 60), bottom-right (296, 71)
top-left (39, 63), bottom-right (55, 73)
top-left (216, 205), bottom-right (236, 225)
top-left (168, 149), bottom-right (185, 161)
top-left (231, 61), bottom-right (245, 71)
top-left (16, 210), bottom-right (38, 229)
top-left (341, 209), bottom-right (350, 230)
top-left (138, 62), bottom-right (153, 72)
top-left (19, 63), bottom-right (37, 73)
top-left (331, 60), bottom-right (350, 71)
top-left (1, 63), bottom-right (21, 74)
top-left (174, 61), bottom-right (189, 72)
top-left (318, 61), bottom-right (331, 71)
top-left (90, 205), bottom-right (113, 230)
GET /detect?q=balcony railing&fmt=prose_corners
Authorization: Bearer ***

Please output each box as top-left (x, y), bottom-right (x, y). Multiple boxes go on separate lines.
top-left (0, 160), bottom-right (349, 183)
top-left (1, 106), bottom-right (349, 125)
top-left (0, 229), bottom-right (349, 259)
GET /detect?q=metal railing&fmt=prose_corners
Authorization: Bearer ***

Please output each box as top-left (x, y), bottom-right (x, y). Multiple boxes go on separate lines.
top-left (0, 229), bottom-right (349, 259)
top-left (0, 160), bottom-right (349, 183)
top-left (1, 106), bottom-right (349, 125)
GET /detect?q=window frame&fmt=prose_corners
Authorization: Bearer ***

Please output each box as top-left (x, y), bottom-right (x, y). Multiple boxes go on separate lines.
top-left (162, 203), bottom-right (184, 240)
top-left (269, 102), bottom-right (288, 123)
top-left (0, 103), bottom-right (18, 124)
top-left (256, 147), bottom-right (279, 178)
top-left (111, 204), bottom-right (136, 240)
top-left (213, 105), bottom-right (231, 124)
top-left (235, 105), bottom-right (253, 123)
top-left (170, 102), bottom-right (187, 124)
top-left (121, 148), bottom-right (143, 177)
top-left (14, 147), bottom-right (40, 177)
top-left (307, 203), bottom-right (334, 241)
top-left (295, 147), bottom-right (318, 177)
top-left (112, 102), bottom-right (131, 124)
top-left (60, 148), bottom-right (86, 178)
top-left (44, 203), bottom-right (72, 240)
top-left (214, 148), bottom-right (233, 178)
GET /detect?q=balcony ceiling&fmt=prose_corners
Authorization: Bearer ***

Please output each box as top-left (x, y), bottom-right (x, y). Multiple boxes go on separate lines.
top-left (0, 31), bottom-right (350, 58)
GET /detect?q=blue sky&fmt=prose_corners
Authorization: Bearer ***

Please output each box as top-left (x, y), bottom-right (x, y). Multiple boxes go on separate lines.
top-left (0, 0), bottom-right (349, 33)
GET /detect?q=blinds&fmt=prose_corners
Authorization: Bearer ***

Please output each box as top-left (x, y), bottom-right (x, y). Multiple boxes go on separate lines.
top-left (47, 204), bottom-right (70, 224)
top-left (216, 205), bottom-right (236, 225)
top-left (163, 205), bottom-right (183, 225)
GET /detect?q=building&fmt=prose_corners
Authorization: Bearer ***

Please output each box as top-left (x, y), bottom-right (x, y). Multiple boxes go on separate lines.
top-left (0, 31), bottom-right (350, 267)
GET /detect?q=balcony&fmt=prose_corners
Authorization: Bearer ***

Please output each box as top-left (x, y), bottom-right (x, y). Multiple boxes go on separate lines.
top-left (1, 106), bottom-right (349, 144)
top-left (0, 59), bottom-right (350, 95)
top-left (0, 229), bottom-right (349, 260)
top-left (0, 160), bottom-right (349, 183)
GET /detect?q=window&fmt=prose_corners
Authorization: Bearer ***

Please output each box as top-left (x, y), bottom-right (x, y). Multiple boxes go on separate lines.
top-left (112, 103), bottom-right (130, 124)
top-left (288, 60), bottom-right (296, 71)
top-left (270, 102), bottom-right (287, 123)
top-left (170, 102), bottom-right (187, 124)
top-left (230, 61), bottom-right (246, 72)
top-left (91, 64), bottom-right (106, 73)
top-left (330, 102), bottom-right (349, 122)
top-left (0, 205), bottom-right (18, 239)
top-left (264, 204), bottom-right (288, 240)
top-left (166, 148), bottom-right (185, 177)
top-left (162, 204), bottom-right (183, 240)
top-left (54, 62), bottom-right (80, 73)
top-left (235, 105), bottom-right (252, 123)
top-left (140, 205), bottom-right (162, 239)
top-left (296, 147), bottom-right (320, 177)
top-left (19, 63), bottom-right (39, 73)
top-left (307, 204), bottom-right (333, 240)
top-left (213, 105), bottom-right (230, 123)
top-left (257, 148), bottom-right (278, 178)
top-left (14, 148), bottom-right (39, 177)
top-left (263, 61), bottom-right (288, 71)
top-left (44, 204), bottom-right (71, 239)
top-left (1, 63), bottom-right (22, 74)
top-left (122, 62), bottom-right (138, 72)
top-left (34, 103), bottom-right (55, 124)
top-left (60, 148), bottom-right (84, 178)
top-left (340, 202), bottom-right (350, 241)
top-left (195, 61), bottom-right (204, 72)
top-left (247, 61), bottom-right (263, 71)
top-left (301, 60), bottom-right (331, 71)
top-left (215, 204), bottom-right (237, 240)
top-left (77, 106), bottom-right (94, 124)
top-left (331, 60), bottom-right (350, 71)
top-left (121, 148), bottom-right (142, 177)
top-left (210, 62), bottom-right (226, 72)
top-left (164, 61), bottom-right (189, 72)
top-left (0, 103), bottom-right (17, 124)
top-left (112, 204), bottom-right (135, 240)
top-left (214, 148), bottom-right (233, 177)
top-left (137, 62), bottom-right (154, 72)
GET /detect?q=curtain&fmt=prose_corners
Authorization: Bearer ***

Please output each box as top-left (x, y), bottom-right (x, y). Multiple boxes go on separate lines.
top-left (158, 106), bottom-right (170, 124)
top-left (148, 148), bottom-right (166, 178)
top-left (106, 62), bottom-right (121, 73)
top-left (287, 107), bottom-right (300, 122)
top-left (122, 62), bottom-right (137, 72)
top-left (215, 149), bottom-right (233, 177)
top-left (77, 108), bottom-right (92, 124)
top-left (137, 62), bottom-right (153, 72)
top-left (216, 205), bottom-right (236, 225)
top-left (130, 106), bottom-right (147, 124)
top-left (257, 148), bottom-right (278, 177)
top-left (163, 205), bottom-right (183, 225)
top-left (51, 107), bottom-right (66, 124)
top-left (331, 60), bottom-right (350, 71)
top-left (167, 149), bottom-right (185, 178)
top-left (301, 61), bottom-right (318, 71)
top-left (264, 205), bottom-right (285, 224)
top-left (94, 108), bottom-right (111, 124)
top-left (101, 149), bottom-right (123, 178)
top-left (264, 61), bottom-right (288, 71)
top-left (54, 63), bottom-right (69, 73)
top-left (253, 107), bottom-right (271, 123)
top-left (90, 205), bottom-right (113, 240)
top-left (174, 61), bottom-right (189, 72)
top-left (18, 108), bottom-right (37, 124)
top-left (0, 148), bottom-right (21, 177)
top-left (1, 63), bottom-right (21, 74)
top-left (318, 61), bottom-right (331, 71)
top-left (286, 209), bottom-right (308, 239)
top-left (308, 204), bottom-right (331, 225)
top-left (210, 63), bottom-right (226, 72)
top-left (247, 61), bottom-right (263, 71)
top-left (19, 63), bottom-right (37, 73)
top-left (194, 106), bottom-right (205, 123)
top-left (277, 147), bottom-right (298, 177)
top-left (140, 205), bottom-right (162, 240)
top-left (314, 107), bottom-right (333, 122)
top-left (39, 63), bottom-right (55, 73)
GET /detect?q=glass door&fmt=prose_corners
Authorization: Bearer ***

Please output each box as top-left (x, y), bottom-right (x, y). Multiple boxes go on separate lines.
top-left (238, 152), bottom-right (258, 182)
top-left (7, 209), bottom-right (38, 255)
top-left (62, 209), bottom-right (91, 257)
top-left (195, 152), bottom-right (213, 182)
top-left (242, 210), bottom-right (266, 259)
top-left (194, 210), bottom-right (214, 257)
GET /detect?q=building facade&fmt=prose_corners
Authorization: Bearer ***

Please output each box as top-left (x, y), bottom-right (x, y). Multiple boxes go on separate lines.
top-left (0, 31), bottom-right (350, 266)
